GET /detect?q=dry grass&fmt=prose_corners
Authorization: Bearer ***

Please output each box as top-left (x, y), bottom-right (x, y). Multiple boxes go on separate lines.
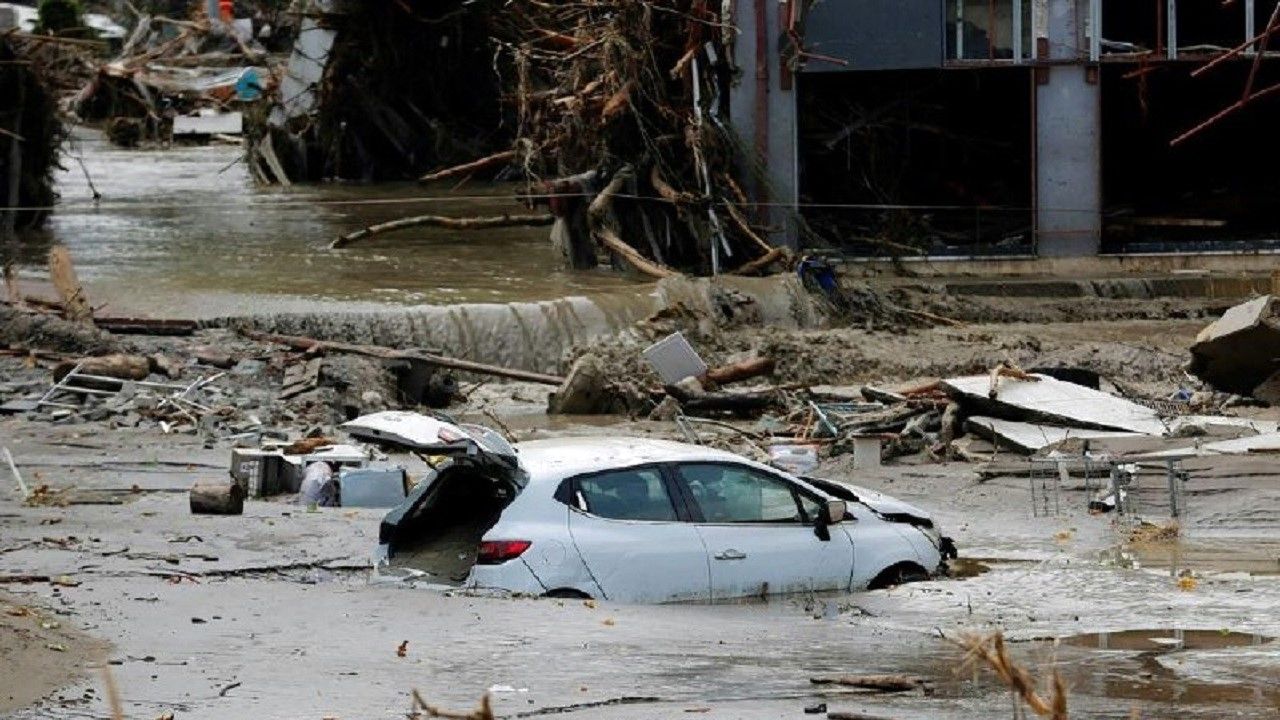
top-left (409, 691), bottom-right (495, 720)
top-left (1128, 521), bottom-right (1180, 545)
top-left (953, 632), bottom-right (1068, 720)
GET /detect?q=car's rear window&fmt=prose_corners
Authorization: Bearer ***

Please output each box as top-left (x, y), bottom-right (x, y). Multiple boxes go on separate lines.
top-left (572, 468), bottom-right (679, 522)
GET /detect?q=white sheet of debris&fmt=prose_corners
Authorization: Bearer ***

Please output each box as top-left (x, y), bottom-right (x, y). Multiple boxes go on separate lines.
top-left (943, 374), bottom-right (1168, 435)
top-left (965, 416), bottom-right (1145, 453)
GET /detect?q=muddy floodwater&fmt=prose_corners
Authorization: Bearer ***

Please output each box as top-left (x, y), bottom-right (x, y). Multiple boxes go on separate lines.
top-left (14, 131), bottom-right (641, 317)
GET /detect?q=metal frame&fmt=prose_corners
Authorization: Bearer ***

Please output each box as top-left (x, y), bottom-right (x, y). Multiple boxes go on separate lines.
top-left (1167, 0), bottom-right (1178, 60)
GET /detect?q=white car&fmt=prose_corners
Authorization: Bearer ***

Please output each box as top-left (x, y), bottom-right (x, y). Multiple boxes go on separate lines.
top-left (377, 434), bottom-right (953, 603)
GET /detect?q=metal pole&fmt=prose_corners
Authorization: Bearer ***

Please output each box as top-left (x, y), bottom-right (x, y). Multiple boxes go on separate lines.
top-left (1090, 0), bottom-right (1102, 61)
top-left (1167, 0), bottom-right (1177, 59)
top-left (1013, 0), bottom-right (1024, 61)
top-left (1165, 459), bottom-right (1180, 517)
top-left (957, 0), bottom-right (966, 59)
top-left (1247, 0), bottom-right (1257, 54)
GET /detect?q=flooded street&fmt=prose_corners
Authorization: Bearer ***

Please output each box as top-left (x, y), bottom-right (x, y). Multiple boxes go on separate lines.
top-left (14, 131), bottom-right (640, 318)
top-left (3, 422), bottom-right (1279, 720)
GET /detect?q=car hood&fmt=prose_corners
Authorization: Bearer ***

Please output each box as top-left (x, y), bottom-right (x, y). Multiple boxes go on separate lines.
top-left (805, 477), bottom-right (936, 528)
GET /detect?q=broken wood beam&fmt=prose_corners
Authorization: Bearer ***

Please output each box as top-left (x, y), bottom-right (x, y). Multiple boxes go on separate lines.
top-left (331, 213), bottom-right (554, 249)
top-left (809, 674), bottom-right (926, 693)
top-left (588, 167), bottom-right (681, 280)
top-left (53, 354), bottom-right (150, 385)
top-left (702, 356), bottom-right (775, 387)
top-left (241, 331), bottom-right (566, 386)
top-left (418, 150), bottom-right (516, 184)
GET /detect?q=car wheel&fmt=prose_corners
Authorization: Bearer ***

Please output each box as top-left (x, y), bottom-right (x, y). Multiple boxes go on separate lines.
top-left (867, 562), bottom-right (930, 590)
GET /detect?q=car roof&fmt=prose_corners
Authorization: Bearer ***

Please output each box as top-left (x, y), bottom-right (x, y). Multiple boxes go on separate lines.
top-left (512, 436), bottom-right (750, 485)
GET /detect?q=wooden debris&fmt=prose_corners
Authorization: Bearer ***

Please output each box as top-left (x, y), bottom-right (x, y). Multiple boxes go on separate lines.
top-left (418, 150), bottom-right (516, 184)
top-left (987, 361), bottom-right (1040, 398)
top-left (809, 674), bottom-right (926, 693)
top-left (280, 357), bottom-right (322, 400)
top-left (47, 246), bottom-right (91, 324)
top-left (189, 480), bottom-right (245, 515)
top-left (244, 331), bottom-right (565, 386)
top-left (702, 356), bottom-right (776, 387)
top-left (54, 354), bottom-right (150, 384)
top-left (331, 213), bottom-right (554, 249)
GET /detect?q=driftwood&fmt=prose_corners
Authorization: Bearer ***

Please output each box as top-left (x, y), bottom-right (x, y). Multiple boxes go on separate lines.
top-left (242, 331), bottom-right (565, 386)
top-left (809, 674), bottom-right (926, 693)
top-left (665, 382), bottom-right (780, 416)
top-left (418, 150), bottom-right (515, 183)
top-left (588, 167), bottom-right (681, 279)
top-left (48, 246), bottom-right (91, 324)
top-left (54, 354), bottom-right (150, 384)
top-left (730, 247), bottom-right (786, 276)
top-left (331, 213), bottom-right (554, 249)
top-left (189, 480), bottom-right (244, 515)
top-left (988, 361), bottom-right (1040, 398)
top-left (702, 356), bottom-right (775, 387)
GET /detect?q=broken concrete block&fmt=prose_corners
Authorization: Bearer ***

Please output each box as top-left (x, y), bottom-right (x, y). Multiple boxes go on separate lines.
top-left (1189, 295), bottom-right (1280, 395)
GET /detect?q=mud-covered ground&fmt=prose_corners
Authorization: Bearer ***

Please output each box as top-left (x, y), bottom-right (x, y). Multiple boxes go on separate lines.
top-left (4, 293), bottom-right (1279, 719)
top-left (2, 419), bottom-right (1278, 720)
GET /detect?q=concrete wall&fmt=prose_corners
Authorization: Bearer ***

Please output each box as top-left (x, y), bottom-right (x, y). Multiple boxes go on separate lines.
top-left (1035, 65), bottom-right (1101, 256)
top-left (729, 0), bottom-right (799, 248)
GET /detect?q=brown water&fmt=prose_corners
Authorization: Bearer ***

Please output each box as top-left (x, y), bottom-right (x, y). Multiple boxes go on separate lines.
top-left (14, 130), bottom-right (641, 318)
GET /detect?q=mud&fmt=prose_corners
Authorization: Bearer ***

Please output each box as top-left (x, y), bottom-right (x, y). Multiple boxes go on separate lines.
top-left (0, 590), bottom-right (109, 713)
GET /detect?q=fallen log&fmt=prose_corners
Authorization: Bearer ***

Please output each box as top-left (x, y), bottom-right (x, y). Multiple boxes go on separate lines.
top-left (241, 331), bottom-right (565, 386)
top-left (53, 354), bottom-right (150, 384)
top-left (189, 480), bottom-right (244, 515)
top-left (331, 213), bottom-right (554, 249)
top-left (418, 150), bottom-right (515, 183)
top-left (809, 675), bottom-right (926, 693)
top-left (702, 356), bottom-right (775, 386)
top-left (589, 167), bottom-right (681, 279)
top-left (665, 382), bottom-right (780, 416)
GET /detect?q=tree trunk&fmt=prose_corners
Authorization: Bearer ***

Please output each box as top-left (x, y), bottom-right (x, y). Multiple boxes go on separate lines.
top-left (189, 480), bottom-right (245, 515)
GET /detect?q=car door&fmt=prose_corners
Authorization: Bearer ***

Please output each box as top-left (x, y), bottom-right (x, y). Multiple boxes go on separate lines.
top-left (671, 462), bottom-right (854, 601)
top-left (563, 465), bottom-right (712, 603)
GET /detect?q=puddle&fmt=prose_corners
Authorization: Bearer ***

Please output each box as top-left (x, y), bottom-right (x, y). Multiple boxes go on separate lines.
top-left (1048, 628), bottom-right (1280, 711)
top-left (1060, 628), bottom-right (1273, 652)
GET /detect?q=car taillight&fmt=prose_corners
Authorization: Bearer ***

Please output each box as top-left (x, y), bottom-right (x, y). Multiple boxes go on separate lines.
top-left (477, 540), bottom-right (531, 565)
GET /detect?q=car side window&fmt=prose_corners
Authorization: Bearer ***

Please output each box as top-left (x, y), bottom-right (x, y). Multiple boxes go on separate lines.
top-left (573, 468), bottom-right (679, 522)
top-left (675, 463), bottom-right (809, 524)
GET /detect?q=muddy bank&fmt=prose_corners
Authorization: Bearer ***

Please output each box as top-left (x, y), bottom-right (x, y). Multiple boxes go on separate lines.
top-left (218, 275), bottom-right (829, 374)
top-left (0, 590), bottom-right (108, 713)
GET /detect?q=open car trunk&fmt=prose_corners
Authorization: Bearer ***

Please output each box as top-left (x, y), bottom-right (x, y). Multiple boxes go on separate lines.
top-left (378, 460), bottom-right (521, 581)
top-left (361, 413), bottom-right (525, 583)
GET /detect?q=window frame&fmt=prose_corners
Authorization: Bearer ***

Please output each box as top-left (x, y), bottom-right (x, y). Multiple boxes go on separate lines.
top-left (666, 461), bottom-right (826, 526)
top-left (553, 463), bottom-right (694, 523)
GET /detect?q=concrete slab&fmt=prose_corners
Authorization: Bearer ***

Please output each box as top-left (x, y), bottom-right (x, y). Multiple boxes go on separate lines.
top-left (943, 373), bottom-right (1167, 435)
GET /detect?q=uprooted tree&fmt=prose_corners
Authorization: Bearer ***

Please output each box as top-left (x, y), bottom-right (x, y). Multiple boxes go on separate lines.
top-left (250, 0), bottom-right (788, 278)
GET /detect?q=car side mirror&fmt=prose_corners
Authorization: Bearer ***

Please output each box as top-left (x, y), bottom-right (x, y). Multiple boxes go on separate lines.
top-left (814, 500), bottom-right (846, 541)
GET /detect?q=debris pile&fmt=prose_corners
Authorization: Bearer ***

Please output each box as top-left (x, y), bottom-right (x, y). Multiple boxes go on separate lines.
top-left (71, 10), bottom-right (270, 146)
top-left (253, 0), bottom-right (784, 277)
